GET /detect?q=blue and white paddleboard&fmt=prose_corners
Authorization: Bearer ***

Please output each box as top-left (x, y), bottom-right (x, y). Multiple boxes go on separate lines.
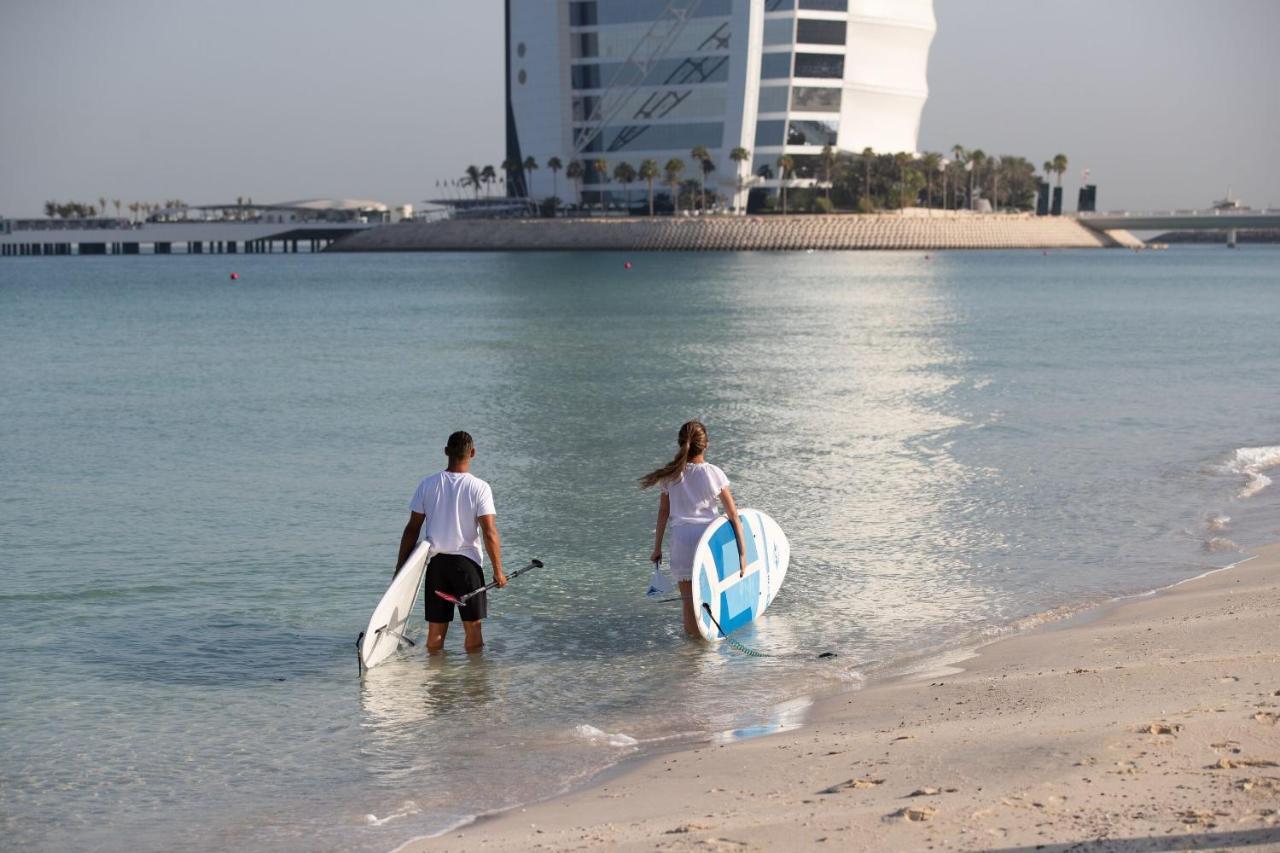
top-left (690, 508), bottom-right (789, 641)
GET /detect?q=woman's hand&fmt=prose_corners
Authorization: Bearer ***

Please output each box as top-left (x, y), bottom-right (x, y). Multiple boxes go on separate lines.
top-left (650, 548), bottom-right (662, 564)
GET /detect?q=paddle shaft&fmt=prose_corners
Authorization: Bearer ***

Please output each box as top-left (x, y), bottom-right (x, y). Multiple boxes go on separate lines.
top-left (454, 559), bottom-right (543, 604)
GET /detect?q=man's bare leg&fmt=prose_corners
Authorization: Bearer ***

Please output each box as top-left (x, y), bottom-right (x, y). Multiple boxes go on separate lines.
top-left (427, 622), bottom-right (449, 653)
top-left (462, 620), bottom-right (484, 652)
top-left (678, 580), bottom-right (699, 638)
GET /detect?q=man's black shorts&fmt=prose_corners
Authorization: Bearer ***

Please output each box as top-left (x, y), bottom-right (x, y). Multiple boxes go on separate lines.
top-left (424, 553), bottom-right (488, 623)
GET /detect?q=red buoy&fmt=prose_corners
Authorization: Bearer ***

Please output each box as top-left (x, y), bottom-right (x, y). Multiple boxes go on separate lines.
top-left (624, 261), bottom-right (632, 270)
top-left (229, 272), bottom-right (240, 280)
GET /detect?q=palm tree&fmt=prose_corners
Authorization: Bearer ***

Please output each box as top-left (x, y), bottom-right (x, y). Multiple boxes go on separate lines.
top-left (591, 158), bottom-right (609, 209)
top-left (547, 157), bottom-right (563, 200)
top-left (690, 145), bottom-right (711, 211)
top-left (951, 145), bottom-right (968, 210)
top-left (113, 199), bottom-right (122, 220)
top-left (501, 159), bottom-right (521, 197)
top-left (98, 196), bottom-right (107, 220)
top-left (968, 149), bottom-right (987, 209)
top-left (464, 165), bottom-right (482, 200)
top-left (480, 165), bottom-right (497, 198)
top-left (861, 147), bottom-right (875, 204)
top-left (777, 154), bottom-right (795, 215)
top-left (613, 161), bottom-right (637, 214)
top-left (988, 156), bottom-right (1001, 211)
top-left (566, 160), bottom-right (584, 206)
top-left (522, 157), bottom-right (539, 200)
top-left (921, 152), bottom-right (942, 209)
top-left (819, 144), bottom-right (838, 203)
top-left (1051, 153), bottom-right (1068, 187)
top-left (639, 159), bottom-right (660, 216)
top-left (44, 201), bottom-right (56, 218)
top-left (664, 158), bottom-right (685, 213)
top-left (729, 146), bottom-right (750, 213)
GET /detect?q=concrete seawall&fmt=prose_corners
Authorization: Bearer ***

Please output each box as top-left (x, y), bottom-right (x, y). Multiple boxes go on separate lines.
top-left (332, 213), bottom-right (1127, 252)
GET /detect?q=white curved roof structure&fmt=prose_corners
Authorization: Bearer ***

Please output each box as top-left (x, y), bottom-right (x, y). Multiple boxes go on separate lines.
top-left (270, 198), bottom-right (389, 212)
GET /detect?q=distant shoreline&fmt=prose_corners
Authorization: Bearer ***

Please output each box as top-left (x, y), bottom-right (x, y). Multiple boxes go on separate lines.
top-left (332, 212), bottom-right (1137, 252)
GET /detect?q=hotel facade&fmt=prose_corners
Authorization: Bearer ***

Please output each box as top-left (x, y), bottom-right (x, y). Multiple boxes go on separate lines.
top-left (506, 0), bottom-right (936, 208)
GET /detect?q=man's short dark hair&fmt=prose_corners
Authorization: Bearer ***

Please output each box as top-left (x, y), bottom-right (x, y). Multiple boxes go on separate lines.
top-left (446, 431), bottom-right (474, 463)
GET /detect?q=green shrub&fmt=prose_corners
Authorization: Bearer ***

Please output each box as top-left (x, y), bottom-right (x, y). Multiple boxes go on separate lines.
top-left (811, 196), bottom-right (834, 214)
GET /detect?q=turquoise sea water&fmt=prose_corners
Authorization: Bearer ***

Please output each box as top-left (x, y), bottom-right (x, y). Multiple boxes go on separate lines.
top-left (2, 248), bottom-right (1278, 851)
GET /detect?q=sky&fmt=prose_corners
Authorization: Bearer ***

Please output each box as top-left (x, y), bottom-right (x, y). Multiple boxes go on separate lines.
top-left (1, 0), bottom-right (1276, 217)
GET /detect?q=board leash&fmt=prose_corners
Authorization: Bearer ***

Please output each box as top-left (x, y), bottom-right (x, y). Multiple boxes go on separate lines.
top-left (700, 603), bottom-right (837, 660)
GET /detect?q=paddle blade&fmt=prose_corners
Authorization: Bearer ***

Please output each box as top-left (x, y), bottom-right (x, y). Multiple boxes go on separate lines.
top-left (433, 590), bottom-right (462, 605)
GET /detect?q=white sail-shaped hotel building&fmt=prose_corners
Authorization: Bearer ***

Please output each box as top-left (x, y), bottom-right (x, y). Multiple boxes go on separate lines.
top-left (505, 0), bottom-right (936, 208)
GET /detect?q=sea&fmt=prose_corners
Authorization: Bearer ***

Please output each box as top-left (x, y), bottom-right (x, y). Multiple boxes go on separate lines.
top-left (2, 247), bottom-right (1278, 851)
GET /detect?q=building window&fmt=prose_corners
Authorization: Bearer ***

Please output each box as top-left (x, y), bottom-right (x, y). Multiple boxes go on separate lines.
top-left (798, 0), bottom-right (846, 10)
top-left (571, 32), bottom-right (598, 59)
top-left (573, 96), bottom-right (600, 121)
top-left (787, 119), bottom-right (838, 146)
top-left (796, 19), bottom-right (846, 45)
top-left (791, 86), bottom-right (841, 111)
top-left (760, 51), bottom-right (792, 79)
top-left (762, 17), bottom-right (792, 46)
top-left (570, 1), bottom-right (597, 26)
top-left (764, 0), bottom-right (795, 10)
top-left (580, 121), bottom-right (725, 153)
top-left (572, 64), bottom-right (601, 89)
top-left (595, 0), bottom-right (731, 26)
top-left (757, 85), bottom-right (789, 114)
top-left (755, 119), bottom-right (786, 147)
top-left (794, 52), bottom-right (843, 78)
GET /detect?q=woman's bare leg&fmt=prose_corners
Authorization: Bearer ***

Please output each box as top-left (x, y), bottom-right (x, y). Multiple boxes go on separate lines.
top-left (678, 580), bottom-right (699, 638)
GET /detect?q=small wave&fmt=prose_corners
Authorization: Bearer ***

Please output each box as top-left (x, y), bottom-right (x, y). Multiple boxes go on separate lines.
top-left (1202, 536), bottom-right (1239, 553)
top-left (1206, 513), bottom-right (1231, 533)
top-left (573, 724), bottom-right (639, 747)
top-left (1222, 445), bottom-right (1280, 499)
top-left (365, 800), bottom-right (421, 827)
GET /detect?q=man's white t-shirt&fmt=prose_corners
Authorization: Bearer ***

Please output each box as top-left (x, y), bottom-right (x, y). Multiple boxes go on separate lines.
top-left (662, 462), bottom-right (730, 527)
top-left (409, 471), bottom-right (496, 567)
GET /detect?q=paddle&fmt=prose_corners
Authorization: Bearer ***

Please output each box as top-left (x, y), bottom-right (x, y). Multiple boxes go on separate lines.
top-left (434, 559), bottom-right (544, 606)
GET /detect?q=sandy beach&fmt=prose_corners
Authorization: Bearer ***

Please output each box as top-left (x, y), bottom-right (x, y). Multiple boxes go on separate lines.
top-left (408, 544), bottom-right (1280, 852)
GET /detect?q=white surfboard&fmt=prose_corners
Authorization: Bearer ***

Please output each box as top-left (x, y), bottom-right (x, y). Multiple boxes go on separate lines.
top-left (359, 540), bottom-right (432, 670)
top-left (690, 508), bottom-right (789, 642)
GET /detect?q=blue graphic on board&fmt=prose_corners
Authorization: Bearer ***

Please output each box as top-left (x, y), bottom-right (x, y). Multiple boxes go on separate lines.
top-left (689, 509), bottom-right (789, 642)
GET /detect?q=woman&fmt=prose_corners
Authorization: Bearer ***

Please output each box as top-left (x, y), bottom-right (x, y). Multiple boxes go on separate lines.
top-left (641, 420), bottom-right (747, 637)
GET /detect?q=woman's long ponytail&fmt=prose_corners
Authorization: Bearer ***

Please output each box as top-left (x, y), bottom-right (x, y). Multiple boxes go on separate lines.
top-left (639, 420), bottom-right (708, 490)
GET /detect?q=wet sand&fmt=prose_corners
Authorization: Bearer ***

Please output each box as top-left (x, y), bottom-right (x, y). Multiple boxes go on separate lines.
top-left (406, 544), bottom-right (1280, 851)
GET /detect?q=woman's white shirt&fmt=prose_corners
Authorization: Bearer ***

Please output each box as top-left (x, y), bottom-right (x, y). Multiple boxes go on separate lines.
top-left (662, 462), bottom-right (729, 527)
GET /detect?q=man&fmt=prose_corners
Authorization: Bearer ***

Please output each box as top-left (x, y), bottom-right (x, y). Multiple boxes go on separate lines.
top-left (397, 431), bottom-right (506, 652)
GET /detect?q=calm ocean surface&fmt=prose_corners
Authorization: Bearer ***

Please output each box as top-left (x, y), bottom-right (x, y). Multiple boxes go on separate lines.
top-left (2, 248), bottom-right (1278, 851)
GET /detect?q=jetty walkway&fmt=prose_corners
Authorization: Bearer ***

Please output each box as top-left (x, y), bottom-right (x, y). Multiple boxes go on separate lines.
top-left (333, 212), bottom-right (1133, 253)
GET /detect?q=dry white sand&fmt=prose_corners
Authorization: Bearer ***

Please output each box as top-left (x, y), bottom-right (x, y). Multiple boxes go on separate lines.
top-left (407, 545), bottom-right (1280, 852)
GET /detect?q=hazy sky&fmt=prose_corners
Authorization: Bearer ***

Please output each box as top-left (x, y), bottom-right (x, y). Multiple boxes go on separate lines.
top-left (1, 0), bottom-right (1276, 217)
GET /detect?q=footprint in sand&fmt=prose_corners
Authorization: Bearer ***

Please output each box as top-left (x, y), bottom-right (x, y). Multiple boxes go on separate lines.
top-left (819, 778), bottom-right (884, 794)
top-left (1211, 757), bottom-right (1279, 769)
top-left (885, 805), bottom-right (937, 822)
top-left (1236, 777), bottom-right (1280, 794)
top-left (1138, 722), bottom-right (1182, 735)
top-left (1254, 711), bottom-right (1278, 725)
top-left (906, 786), bottom-right (958, 797)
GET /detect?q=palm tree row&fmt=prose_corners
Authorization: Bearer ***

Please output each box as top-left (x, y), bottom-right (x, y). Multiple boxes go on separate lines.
top-left (43, 198), bottom-right (187, 221)
top-left (463, 145), bottom-right (756, 216)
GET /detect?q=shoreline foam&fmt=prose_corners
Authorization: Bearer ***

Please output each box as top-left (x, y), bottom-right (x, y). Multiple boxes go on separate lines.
top-left (403, 544), bottom-right (1280, 851)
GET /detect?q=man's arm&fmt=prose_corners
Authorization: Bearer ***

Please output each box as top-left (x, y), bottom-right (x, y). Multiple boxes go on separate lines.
top-left (478, 514), bottom-right (506, 587)
top-left (397, 512), bottom-right (425, 574)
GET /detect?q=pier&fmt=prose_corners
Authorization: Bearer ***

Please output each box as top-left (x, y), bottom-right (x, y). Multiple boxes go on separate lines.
top-left (0, 199), bottom-right (389, 258)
